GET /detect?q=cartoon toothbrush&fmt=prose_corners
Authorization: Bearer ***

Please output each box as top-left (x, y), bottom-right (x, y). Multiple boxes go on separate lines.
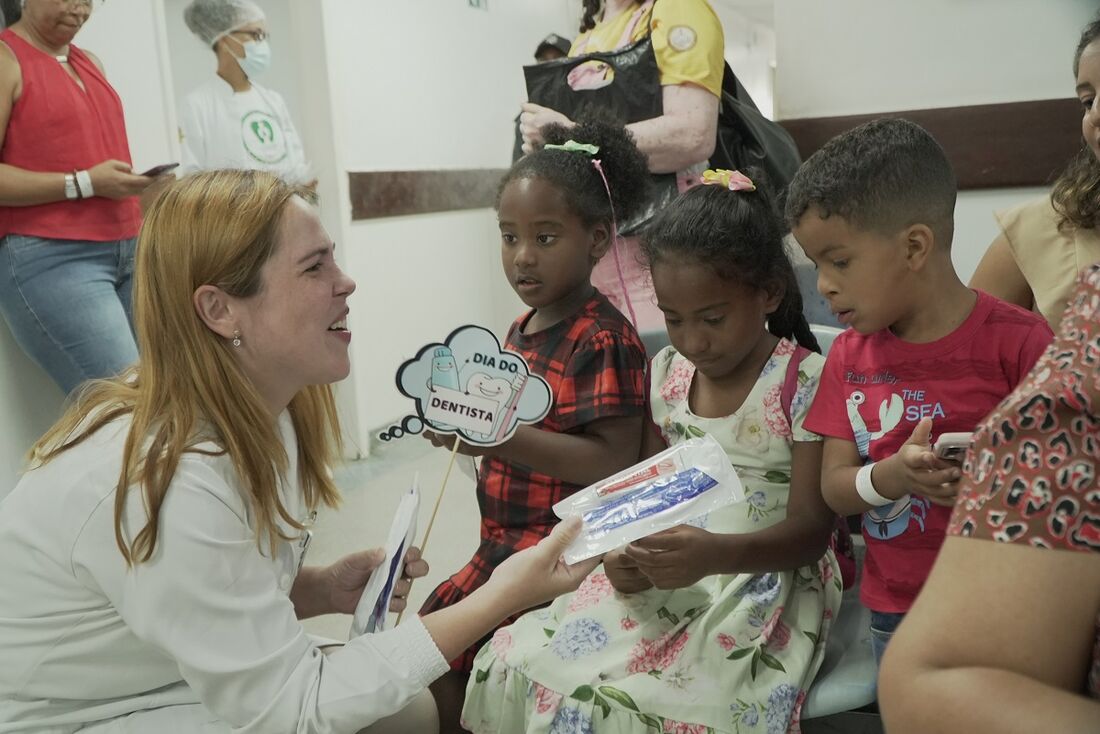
top-left (493, 374), bottom-right (528, 443)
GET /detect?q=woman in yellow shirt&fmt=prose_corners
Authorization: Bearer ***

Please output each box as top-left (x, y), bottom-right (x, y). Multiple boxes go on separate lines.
top-left (519, 0), bottom-right (725, 334)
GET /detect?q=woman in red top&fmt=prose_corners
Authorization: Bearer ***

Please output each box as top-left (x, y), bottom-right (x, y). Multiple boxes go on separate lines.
top-left (0, 0), bottom-right (159, 394)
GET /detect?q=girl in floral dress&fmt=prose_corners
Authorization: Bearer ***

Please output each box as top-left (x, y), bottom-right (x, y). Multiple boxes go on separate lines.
top-left (462, 171), bottom-right (843, 734)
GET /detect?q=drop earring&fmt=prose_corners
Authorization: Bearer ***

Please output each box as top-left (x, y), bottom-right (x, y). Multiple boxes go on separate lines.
top-left (232, 329), bottom-right (242, 348)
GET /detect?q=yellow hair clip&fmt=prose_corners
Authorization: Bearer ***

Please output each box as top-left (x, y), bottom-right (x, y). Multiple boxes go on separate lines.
top-left (701, 168), bottom-right (756, 192)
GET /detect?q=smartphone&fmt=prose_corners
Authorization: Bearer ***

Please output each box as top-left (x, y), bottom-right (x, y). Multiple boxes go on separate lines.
top-left (933, 431), bottom-right (972, 462)
top-left (140, 163), bottom-right (179, 177)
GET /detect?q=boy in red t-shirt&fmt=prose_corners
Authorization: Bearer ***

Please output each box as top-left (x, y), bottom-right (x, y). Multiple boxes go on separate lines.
top-left (784, 119), bottom-right (1053, 665)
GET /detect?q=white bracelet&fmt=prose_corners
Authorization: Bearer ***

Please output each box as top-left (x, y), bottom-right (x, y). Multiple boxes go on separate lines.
top-left (855, 462), bottom-right (894, 507)
top-left (75, 170), bottom-right (94, 198)
top-left (63, 172), bottom-right (79, 200)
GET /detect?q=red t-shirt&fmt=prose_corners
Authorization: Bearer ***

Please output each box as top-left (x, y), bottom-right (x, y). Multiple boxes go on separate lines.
top-left (804, 291), bottom-right (1052, 612)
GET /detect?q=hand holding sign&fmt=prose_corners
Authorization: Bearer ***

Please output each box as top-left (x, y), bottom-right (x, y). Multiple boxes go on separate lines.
top-left (387, 325), bottom-right (555, 624)
top-left (389, 325), bottom-right (553, 447)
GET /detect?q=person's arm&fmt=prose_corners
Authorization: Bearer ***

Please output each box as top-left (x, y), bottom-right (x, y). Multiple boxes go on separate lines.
top-left (0, 43), bottom-right (151, 205)
top-left (639, 418), bottom-right (667, 460)
top-left (820, 420), bottom-right (961, 516)
top-left (712, 440), bottom-right (833, 573)
top-left (493, 414), bottom-right (643, 485)
top-left (968, 233), bottom-right (1034, 311)
top-left (519, 84), bottom-right (718, 174)
top-left (625, 440), bottom-right (835, 587)
top-left (431, 414), bottom-right (644, 487)
top-left (879, 537), bottom-right (1100, 733)
top-left (76, 461), bottom-right (597, 732)
top-left (422, 518), bottom-right (598, 661)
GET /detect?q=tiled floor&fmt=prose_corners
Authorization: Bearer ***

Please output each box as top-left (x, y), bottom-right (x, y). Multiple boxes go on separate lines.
top-left (302, 438), bottom-right (483, 641)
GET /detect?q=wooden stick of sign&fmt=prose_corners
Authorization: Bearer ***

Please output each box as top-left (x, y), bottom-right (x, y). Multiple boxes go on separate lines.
top-left (395, 436), bottom-right (462, 625)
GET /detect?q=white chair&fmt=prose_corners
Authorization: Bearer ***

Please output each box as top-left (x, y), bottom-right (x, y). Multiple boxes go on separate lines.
top-left (800, 553), bottom-right (880, 732)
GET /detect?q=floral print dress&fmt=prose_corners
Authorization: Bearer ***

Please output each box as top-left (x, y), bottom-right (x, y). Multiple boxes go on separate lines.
top-left (462, 340), bottom-right (842, 734)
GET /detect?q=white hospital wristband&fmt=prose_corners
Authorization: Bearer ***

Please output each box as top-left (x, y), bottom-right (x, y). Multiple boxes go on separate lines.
top-left (75, 170), bottom-right (94, 198)
top-left (855, 463), bottom-right (893, 507)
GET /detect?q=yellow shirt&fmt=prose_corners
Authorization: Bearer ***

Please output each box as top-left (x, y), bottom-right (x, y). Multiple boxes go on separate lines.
top-left (995, 195), bottom-right (1100, 330)
top-left (571, 0), bottom-right (725, 98)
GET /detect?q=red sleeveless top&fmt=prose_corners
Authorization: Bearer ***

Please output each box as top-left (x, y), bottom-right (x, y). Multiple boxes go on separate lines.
top-left (0, 29), bottom-right (140, 242)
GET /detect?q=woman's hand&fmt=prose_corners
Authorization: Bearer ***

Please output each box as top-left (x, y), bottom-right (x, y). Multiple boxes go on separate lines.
top-left (88, 159), bottom-right (154, 200)
top-left (624, 525), bottom-right (719, 589)
top-left (519, 103), bottom-right (574, 154)
top-left (325, 546), bottom-right (429, 615)
top-left (483, 517), bottom-right (601, 615)
top-left (603, 546), bottom-right (653, 594)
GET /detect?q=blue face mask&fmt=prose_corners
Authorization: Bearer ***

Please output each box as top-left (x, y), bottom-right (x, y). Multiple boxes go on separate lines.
top-left (236, 39), bottom-right (271, 79)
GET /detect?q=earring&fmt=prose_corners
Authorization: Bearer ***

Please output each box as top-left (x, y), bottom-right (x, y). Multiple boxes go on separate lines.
top-left (232, 329), bottom-right (242, 348)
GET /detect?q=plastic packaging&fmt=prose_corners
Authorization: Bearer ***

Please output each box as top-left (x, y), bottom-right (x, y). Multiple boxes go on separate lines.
top-left (554, 434), bottom-right (743, 564)
top-left (350, 479), bottom-right (420, 637)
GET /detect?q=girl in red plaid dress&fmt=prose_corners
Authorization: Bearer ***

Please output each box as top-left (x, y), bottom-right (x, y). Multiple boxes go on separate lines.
top-left (422, 120), bottom-right (652, 730)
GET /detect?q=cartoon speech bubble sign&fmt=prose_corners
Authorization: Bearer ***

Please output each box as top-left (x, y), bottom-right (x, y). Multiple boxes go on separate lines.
top-left (392, 324), bottom-right (553, 447)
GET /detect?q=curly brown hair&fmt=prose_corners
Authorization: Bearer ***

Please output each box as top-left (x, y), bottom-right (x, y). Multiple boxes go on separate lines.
top-left (1050, 14), bottom-right (1100, 231)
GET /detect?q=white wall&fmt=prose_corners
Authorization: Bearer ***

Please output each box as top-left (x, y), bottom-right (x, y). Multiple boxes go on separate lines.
top-left (318, 0), bottom-right (577, 445)
top-left (711, 0), bottom-right (777, 118)
top-left (774, 0), bottom-right (1096, 281)
top-left (0, 0), bottom-right (177, 497)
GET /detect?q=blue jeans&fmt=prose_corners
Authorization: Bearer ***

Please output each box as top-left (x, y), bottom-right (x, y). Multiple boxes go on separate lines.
top-left (0, 234), bottom-right (138, 394)
top-left (869, 610), bottom-right (906, 666)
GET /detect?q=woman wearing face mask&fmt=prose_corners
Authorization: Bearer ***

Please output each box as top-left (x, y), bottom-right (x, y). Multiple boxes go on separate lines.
top-left (179, 0), bottom-right (313, 186)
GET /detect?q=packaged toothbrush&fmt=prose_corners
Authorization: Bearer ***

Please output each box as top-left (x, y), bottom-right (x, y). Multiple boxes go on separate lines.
top-left (350, 478), bottom-right (420, 637)
top-left (554, 434), bottom-right (743, 564)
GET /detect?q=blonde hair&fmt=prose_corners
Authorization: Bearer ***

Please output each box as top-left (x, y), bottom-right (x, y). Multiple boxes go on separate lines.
top-left (30, 170), bottom-right (342, 565)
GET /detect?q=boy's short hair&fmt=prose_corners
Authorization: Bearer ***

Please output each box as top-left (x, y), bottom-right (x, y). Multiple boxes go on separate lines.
top-left (784, 118), bottom-right (957, 246)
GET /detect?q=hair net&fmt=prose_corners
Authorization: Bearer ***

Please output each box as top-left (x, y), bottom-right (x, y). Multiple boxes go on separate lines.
top-left (183, 0), bottom-right (266, 46)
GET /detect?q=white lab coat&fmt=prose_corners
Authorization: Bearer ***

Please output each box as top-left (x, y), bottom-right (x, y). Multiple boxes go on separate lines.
top-left (179, 77), bottom-right (311, 184)
top-left (0, 413), bottom-right (448, 733)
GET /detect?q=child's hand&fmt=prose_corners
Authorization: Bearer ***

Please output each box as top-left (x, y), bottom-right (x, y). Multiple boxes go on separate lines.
top-left (881, 418), bottom-right (962, 506)
top-left (603, 547), bottom-right (653, 594)
top-left (423, 430), bottom-right (489, 457)
top-left (624, 525), bottom-right (718, 590)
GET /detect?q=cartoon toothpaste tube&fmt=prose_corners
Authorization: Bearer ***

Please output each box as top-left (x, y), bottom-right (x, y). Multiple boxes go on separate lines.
top-left (591, 455), bottom-right (685, 497)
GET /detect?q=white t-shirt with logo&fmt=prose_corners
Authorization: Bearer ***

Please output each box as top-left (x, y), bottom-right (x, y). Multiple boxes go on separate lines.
top-left (179, 77), bottom-right (310, 184)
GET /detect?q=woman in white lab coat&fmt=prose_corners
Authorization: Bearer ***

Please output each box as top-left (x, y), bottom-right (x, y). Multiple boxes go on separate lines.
top-left (179, 0), bottom-right (313, 185)
top-left (0, 170), bottom-right (597, 733)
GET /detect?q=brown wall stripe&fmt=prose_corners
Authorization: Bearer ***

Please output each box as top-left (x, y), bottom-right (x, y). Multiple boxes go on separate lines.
top-left (779, 98), bottom-right (1084, 190)
top-left (349, 168), bottom-right (507, 221)
top-left (348, 99), bottom-right (1082, 220)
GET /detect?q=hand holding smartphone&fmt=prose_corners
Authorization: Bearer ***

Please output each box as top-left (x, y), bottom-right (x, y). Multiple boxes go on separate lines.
top-left (140, 163), bottom-right (179, 178)
top-left (932, 431), bottom-right (972, 463)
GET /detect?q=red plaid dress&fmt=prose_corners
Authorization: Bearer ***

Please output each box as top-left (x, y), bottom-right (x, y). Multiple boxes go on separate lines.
top-left (419, 292), bottom-right (648, 672)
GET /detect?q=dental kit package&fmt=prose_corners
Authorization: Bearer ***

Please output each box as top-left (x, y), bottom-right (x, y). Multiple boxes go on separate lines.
top-left (350, 479), bottom-right (420, 637)
top-left (554, 434), bottom-right (744, 564)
